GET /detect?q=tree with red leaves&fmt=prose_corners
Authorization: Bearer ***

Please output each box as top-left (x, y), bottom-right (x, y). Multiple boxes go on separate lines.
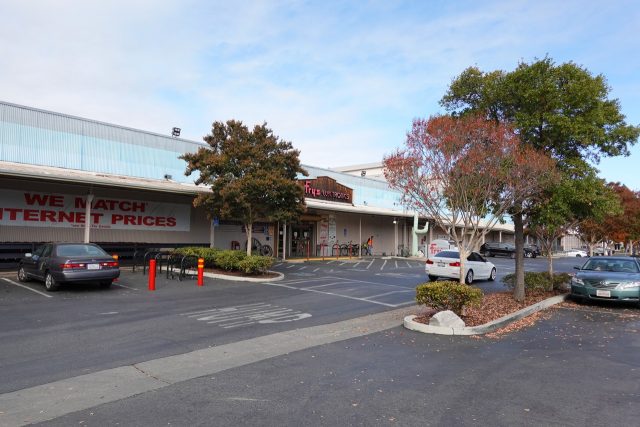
top-left (604, 183), bottom-right (640, 254)
top-left (384, 115), bottom-right (555, 287)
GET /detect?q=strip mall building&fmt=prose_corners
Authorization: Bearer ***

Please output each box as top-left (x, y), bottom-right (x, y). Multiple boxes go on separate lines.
top-left (0, 101), bottom-right (514, 265)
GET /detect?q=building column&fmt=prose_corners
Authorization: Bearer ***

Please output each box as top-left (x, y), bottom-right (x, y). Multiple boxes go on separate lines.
top-left (209, 220), bottom-right (215, 248)
top-left (499, 230), bottom-right (502, 243)
top-left (282, 222), bottom-right (287, 261)
top-left (84, 193), bottom-right (94, 243)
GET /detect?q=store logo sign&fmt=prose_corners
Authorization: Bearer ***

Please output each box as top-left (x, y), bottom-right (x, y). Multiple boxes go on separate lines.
top-left (299, 177), bottom-right (353, 204)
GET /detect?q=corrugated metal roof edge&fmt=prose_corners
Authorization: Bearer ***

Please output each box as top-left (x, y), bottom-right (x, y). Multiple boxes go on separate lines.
top-left (0, 100), bottom-right (207, 149)
top-left (0, 161), bottom-right (209, 195)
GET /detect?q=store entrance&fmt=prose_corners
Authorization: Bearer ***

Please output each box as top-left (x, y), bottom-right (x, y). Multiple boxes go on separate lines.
top-left (290, 222), bottom-right (315, 257)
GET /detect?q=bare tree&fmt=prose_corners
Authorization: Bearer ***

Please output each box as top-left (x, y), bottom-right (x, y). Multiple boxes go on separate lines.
top-left (384, 114), bottom-right (555, 286)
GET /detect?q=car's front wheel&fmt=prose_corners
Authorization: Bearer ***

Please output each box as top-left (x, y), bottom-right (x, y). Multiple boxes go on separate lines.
top-left (576, 254), bottom-right (582, 257)
top-left (44, 272), bottom-right (60, 292)
top-left (524, 251), bottom-right (532, 258)
top-left (465, 270), bottom-right (474, 285)
top-left (17, 266), bottom-right (29, 282)
top-left (488, 268), bottom-right (496, 281)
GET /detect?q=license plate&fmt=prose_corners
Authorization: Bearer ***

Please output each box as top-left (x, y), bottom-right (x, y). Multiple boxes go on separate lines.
top-left (596, 290), bottom-right (611, 298)
top-left (87, 264), bottom-right (100, 270)
top-left (437, 262), bottom-right (445, 267)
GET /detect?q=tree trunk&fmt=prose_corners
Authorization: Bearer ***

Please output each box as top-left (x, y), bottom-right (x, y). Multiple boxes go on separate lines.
top-left (458, 247), bottom-right (467, 285)
top-left (246, 223), bottom-right (253, 256)
top-left (513, 212), bottom-right (525, 302)
top-left (547, 252), bottom-right (554, 277)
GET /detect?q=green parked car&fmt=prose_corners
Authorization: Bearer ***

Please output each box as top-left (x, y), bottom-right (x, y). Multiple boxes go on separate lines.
top-left (571, 256), bottom-right (640, 306)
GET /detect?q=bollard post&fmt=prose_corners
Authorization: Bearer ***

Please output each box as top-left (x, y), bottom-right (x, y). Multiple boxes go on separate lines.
top-left (112, 254), bottom-right (119, 282)
top-left (148, 259), bottom-right (156, 291)
top-left (197, 257), bottom-right (204, 286)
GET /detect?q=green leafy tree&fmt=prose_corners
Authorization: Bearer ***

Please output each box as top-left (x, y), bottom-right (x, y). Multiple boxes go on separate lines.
top-left (529, 168), bottom-right (621, 275)
top-left (181, 120), bottom-right (307, 255)
top-left (441, 56), bottom-right (640, 301)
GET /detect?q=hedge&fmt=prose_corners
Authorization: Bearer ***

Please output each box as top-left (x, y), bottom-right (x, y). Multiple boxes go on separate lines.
top-left (502, 272), bottom-right (571, 292)
top-left (171, 247), bottom-right (274, 273)
top-left (415, 281), bottom-right (483, 316)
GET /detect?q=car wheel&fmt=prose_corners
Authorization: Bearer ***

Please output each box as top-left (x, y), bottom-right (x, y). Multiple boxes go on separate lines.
top-left (510, 252), bottom-right (515, 259)
top-left (99, 280), bottom-right (112, 289)
top-left (524, 251), bottom-right (531, 258)
top-left (488, 268), bottom-right (496, 281)
top-left (44, 272), bottom-right (60, 292)
top-left (487, 251), bottom-right (493, 257)
top-left (428, 275), bottom-right (438, 282)
top-left (532, 253), bottom-right (537, 259)
top-left (576, 254), bottom-right (582, 257)
top-left (465, 270), bottom-right (474, 285)
top-left (17, 266), bottom-right (29, 282)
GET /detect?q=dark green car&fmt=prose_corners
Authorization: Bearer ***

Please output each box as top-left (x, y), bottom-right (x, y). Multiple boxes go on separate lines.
top-left (571, 256), bottom-right (640, 306)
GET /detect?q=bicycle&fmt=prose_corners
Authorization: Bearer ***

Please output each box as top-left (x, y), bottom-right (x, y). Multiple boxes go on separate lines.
top-left (244, 238), bottom-right (274, 257)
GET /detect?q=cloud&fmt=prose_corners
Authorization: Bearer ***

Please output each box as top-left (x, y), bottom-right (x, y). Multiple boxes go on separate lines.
top-left (1, 0), bottom-right (638, 185)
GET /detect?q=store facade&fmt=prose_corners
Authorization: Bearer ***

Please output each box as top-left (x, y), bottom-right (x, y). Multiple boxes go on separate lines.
top-left (0, 100), bottom-right (514, 265)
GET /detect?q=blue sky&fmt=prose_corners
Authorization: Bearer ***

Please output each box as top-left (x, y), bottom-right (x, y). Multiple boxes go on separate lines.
top-left (1, 0), bottom-right (639, 188)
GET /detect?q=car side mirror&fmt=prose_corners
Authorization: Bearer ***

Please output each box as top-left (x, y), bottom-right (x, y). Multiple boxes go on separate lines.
top-left (25, 253), bottom-right (32, 258)
top-left (573, 266), bottom-right (580, 270)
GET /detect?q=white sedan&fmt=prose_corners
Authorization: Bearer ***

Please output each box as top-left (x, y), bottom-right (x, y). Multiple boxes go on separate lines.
top-left (564, 249), bottom-right (589, 257)
top-left (425, 250), bottom-right (497, 284)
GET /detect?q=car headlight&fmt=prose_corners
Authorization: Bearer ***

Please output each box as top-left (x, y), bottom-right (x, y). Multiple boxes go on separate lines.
top-left (572, 277), bottom-right (584, 286)
top-left (617, 281), bottom-right (640, 290)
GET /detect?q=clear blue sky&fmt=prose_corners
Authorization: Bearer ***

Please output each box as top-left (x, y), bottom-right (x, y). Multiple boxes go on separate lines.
top-left (1, 1), bottom-right (639, 189)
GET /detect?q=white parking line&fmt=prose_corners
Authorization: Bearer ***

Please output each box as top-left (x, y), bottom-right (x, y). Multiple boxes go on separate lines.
top-left (405, 261), bottom-right (411, 268)
top-left (364, 290), bottom-right (414, 299)
top-left (1, 278), bottom-right (52, 298)
top-left (313, 268), bottom-right (320, 272)
top-left (395, 260), bottom-right (398, 269)
top-left (367, 259), bottom-right (374, 269)
top-left (380, 260), bottom-right (387, 270)
top-left (113, 283), bottom-right (139, 291)
top-left (299, 266), bottom-right (306, 270)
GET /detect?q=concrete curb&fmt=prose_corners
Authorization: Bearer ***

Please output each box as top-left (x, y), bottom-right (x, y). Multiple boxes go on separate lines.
top-left (404, 294), bottom-right (569, 335)
top-left (198, 270), bottom-right (285, 282)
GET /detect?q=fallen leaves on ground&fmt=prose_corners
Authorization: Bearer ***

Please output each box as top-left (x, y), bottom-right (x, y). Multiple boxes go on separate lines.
top-left (414, 290), bottom-right (566, 332)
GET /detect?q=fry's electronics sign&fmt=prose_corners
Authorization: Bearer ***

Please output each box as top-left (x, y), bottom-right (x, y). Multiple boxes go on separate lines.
top-left (0, 190), bottom-right (190, 231)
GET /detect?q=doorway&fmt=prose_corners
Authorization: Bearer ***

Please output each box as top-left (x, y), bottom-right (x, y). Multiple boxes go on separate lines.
top-left (290, 222), bottom-right (315, 257)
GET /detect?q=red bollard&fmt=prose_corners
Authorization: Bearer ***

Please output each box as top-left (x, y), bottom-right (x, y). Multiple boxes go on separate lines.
top-left (148, 259), bottom-right (156, 291)
top-left (197, 257), bottom-right (204, 286)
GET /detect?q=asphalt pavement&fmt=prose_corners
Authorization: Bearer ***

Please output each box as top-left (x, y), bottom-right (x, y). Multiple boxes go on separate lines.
top-left (0, 255), bottom-right (636, 426)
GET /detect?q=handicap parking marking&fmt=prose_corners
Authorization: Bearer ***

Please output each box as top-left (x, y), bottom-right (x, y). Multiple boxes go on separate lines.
top-left (181, 302), bottom-right (311, 328)
top-left (1, 278), bottom-right (53, 298)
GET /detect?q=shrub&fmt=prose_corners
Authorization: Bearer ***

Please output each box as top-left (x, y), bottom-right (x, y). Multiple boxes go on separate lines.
top-left (172, 247), bottom-right (220, 267)
top-left (213, 250), bottom-right (247, 271)
top-left (415, 281), bottom-right (483, 316)
top-left (502, 272), bottom-right (571, 292)
top-left (237, 256), bottom-right (274, 274)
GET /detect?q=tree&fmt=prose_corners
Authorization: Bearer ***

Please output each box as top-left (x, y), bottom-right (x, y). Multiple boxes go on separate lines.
top-left (529, 168), bottom-right (620, 276)
top-left (383, 114), bottom-right (554, 284)
top-left (181, 120), bottom-right (307, 255)
top-left (603, 183), bottom-right (640, 254)
top-left (441, 57), bottom-right (640, 301)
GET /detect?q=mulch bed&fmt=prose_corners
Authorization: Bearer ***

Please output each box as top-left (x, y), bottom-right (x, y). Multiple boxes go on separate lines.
top-left (204, 267), bottom-right (280, 279)
top-left (413, 290), bottom-right (567, 329)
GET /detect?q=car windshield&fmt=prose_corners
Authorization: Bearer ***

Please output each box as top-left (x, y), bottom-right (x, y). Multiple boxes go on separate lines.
top-left (582, 259), bottom-right (639, 273)
top-left (55, 244), bottom-right (109, 257)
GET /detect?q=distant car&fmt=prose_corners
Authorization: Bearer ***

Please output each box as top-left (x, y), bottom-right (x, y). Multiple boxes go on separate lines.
top-left (571, 256), bottom-right (640, 306)
top-left (17, 243), bottom-right (120, 291)
top-left (480, 242), bottom-right (537, 258)
top-left (592, 247), bottom-right (608, 256)
top-left (425, 250), bottom-right (496, 284)
top-left (565, 249), bottom-right (589, 257)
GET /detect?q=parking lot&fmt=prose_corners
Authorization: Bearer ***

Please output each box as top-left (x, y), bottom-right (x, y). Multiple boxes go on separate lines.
top-left (1, 255), bottom-right (638, 425)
